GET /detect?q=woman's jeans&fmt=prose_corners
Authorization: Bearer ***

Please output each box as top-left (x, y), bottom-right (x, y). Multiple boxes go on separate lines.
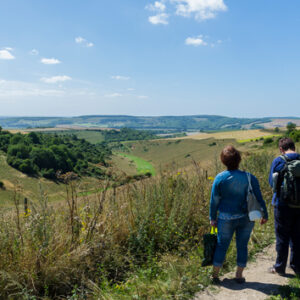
top-left (213, 216), bottom-right (254, 268)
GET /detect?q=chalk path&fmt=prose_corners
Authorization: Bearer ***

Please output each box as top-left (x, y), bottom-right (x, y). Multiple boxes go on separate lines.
top-left (194, 243), bottom-right (294, 300)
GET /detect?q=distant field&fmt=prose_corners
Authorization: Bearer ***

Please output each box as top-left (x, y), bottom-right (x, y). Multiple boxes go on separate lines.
top-left (176, 129), bottom-right (280, 142)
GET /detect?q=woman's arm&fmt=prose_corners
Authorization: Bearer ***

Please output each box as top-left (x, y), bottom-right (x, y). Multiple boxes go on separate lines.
top-left (251, 174), bottom-right (269, 219)
top-left (209, 176), bottom-right (221, 221)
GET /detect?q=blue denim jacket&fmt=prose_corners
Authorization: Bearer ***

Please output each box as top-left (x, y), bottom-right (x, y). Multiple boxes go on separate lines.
top-left (209, 169), bottom-right (268, 221)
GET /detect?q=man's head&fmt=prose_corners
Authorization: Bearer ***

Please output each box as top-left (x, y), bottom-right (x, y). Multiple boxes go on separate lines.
top-left (278, 137), bottom-right (295, 153)
top-left (220, 145), bottom-right (241, 170)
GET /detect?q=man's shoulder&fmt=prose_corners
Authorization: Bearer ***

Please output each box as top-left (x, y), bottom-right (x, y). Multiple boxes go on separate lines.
top-left (272, 156), bottom-right (285, 164)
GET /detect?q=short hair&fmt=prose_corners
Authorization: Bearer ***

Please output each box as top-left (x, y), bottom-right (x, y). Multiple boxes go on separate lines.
top-left (220, 146), bottom-right (241, 170)
top-left (279, 137), bottom-right (295, 151)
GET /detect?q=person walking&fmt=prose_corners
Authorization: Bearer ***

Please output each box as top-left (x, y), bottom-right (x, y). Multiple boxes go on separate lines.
top-left (210, 145), bottom-right (268, 284)
top-left (269, 137), bottom-right (300, 276)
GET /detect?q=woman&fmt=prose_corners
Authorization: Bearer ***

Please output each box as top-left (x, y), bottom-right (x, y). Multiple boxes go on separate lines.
top-left (210, 145), bottom-right (268, 284)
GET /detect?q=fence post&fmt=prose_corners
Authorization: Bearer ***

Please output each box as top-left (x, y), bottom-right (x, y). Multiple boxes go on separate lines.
top-left (24, 197), bottom-right (28, 215)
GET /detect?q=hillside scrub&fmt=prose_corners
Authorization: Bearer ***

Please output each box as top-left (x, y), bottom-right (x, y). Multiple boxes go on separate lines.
top-left (0, 151), bottom-right (275, 299)
top-left (0, 129), bottom-right (111, 179)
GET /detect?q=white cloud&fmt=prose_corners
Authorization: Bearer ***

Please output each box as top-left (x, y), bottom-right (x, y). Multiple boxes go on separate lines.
top-left (146, 0), bottom-right (227, 24)
top-left (171, 0), bottom-right (227, 20)
top-left (75, 36), bottom-right (85, 44)
top-left (111, 75), bottom-right (130, 80)
top-left (29, 49), bottom-right (39, 55)
top-left (41, 58), bottom-right (61, 65)
top-left (0, 49), bottom-right (15, 60)
top-left (149, 13), bottom-right (169, 25)
top-left (41, 75), bottom-right (72, 84)
top-left (146, 1), bottom-right (166, 11)
top-left (185, 35), bottom-right (208, 46)
top-left (75, 36), bottom-right (94, 47)
top-left (104, 93), bottom-right (123, 98)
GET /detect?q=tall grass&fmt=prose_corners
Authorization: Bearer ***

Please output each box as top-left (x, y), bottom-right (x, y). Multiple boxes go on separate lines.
top-left (0, 150), bottom-right (276, 299)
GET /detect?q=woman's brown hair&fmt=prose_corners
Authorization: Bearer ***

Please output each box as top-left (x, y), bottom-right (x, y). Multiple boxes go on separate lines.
top-left (220, 145), bottom-right (241, 170)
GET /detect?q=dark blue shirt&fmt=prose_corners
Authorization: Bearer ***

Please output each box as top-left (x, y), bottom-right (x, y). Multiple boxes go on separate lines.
top-left (210, 169), bottom-right (268, 220)
top-left (269, 152), bottom-right (300, 206)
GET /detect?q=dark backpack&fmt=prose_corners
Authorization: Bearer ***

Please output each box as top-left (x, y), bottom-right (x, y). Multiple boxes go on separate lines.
top-left (279, 155), bottom-right (300, 208)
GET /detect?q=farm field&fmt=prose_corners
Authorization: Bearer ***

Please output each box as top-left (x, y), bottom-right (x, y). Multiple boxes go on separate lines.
top-left (177, 129), bottom-right (280, 142)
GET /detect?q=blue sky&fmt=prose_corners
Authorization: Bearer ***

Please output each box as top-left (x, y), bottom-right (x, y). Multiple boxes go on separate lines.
top-left (0, 0), bottom-right (300, 117)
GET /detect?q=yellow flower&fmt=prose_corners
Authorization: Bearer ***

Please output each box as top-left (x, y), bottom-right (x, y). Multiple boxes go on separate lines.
top-left (208, 176), bottom-right (214, 181)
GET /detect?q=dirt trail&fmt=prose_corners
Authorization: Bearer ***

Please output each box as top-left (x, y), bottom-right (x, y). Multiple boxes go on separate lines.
top-left (194, 243), bottom-right (294, 300)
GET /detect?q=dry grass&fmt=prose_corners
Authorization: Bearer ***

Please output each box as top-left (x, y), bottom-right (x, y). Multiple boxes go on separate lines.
top-left (0, 148), bottom-right (277, 299)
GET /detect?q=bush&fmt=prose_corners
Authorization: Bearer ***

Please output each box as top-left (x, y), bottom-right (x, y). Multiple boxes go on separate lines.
top-left (41, 168), bottom-right (56, 179)
top-left (18, 159), bottom-right (36, 175)
top-left (263, 137), bottom-right (274, 145)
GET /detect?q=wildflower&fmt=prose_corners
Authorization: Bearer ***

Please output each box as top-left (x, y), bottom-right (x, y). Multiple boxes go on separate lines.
top-left (208, 176), bottom-right (215, 181)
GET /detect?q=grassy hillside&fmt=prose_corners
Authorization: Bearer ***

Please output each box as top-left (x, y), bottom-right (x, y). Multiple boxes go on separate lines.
top-left (0, 153), bottom-right (105, 207)
top-left (113, 138), bottom-right (238, 172)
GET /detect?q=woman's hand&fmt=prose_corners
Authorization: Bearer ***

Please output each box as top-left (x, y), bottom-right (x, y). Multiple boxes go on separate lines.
top-left (260, 218), bottom-right (268, 225)
top-left (210, 220), bottom-right (217, 227)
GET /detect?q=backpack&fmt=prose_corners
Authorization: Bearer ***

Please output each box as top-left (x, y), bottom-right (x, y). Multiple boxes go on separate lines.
top-left (279, 155), bottom-right (300, 208)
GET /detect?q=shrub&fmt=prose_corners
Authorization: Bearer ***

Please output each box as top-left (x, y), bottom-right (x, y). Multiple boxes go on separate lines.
top-left (263, 137), bottom-right (274, 145)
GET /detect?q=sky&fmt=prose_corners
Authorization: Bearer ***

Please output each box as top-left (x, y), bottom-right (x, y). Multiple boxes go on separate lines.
top-left (0, 0), bottom-right (300, 118)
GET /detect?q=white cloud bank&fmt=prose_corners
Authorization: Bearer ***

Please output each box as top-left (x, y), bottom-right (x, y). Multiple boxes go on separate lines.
top-left (0, 79), bottom-right (64, 97)
top-left (40, 75), bottom-right (71, 84)
top-left (0, 48), bottom-right (15, 60)
top-left (104, 93), bottom-right (123, 98)
top-left (111, 75), bottom-right (130, 80)
top-left (41, 58), bottom-right (61, 65)
top-left (75, 36), bottom-right (94, 47)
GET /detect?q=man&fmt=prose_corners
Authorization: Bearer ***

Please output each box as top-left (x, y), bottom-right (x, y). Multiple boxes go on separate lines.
top-left (269, 137), bottom-right (300, 276)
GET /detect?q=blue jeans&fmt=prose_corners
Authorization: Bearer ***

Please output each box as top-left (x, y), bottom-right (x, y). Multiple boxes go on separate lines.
top-left (274, 206), bottom-right (300, 274)
top-left (213, 216), bottom-right (254, 268)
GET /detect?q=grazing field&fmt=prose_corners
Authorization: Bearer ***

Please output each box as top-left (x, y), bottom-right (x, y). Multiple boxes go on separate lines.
top-left (117, 153), bottom-right (156, 176)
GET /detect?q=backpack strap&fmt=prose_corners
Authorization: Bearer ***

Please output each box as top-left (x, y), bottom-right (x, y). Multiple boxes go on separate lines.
top-left (280, 155), bottom-right (290, 162)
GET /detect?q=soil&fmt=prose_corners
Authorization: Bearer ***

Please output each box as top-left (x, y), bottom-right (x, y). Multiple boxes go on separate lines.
top-left (194, 243), bottom-right (294, 300)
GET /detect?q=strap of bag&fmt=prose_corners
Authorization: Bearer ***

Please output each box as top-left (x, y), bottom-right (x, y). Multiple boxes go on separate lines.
top-left (280, 155), bottom-right (289, 162)
top-left (246, 172), bottom-right (252, 193)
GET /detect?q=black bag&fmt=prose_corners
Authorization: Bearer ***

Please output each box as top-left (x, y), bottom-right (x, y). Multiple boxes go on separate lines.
top-left (201, 227), bottom-right (218, 267)
top-left (279, 155), bottom-right (300, 208)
